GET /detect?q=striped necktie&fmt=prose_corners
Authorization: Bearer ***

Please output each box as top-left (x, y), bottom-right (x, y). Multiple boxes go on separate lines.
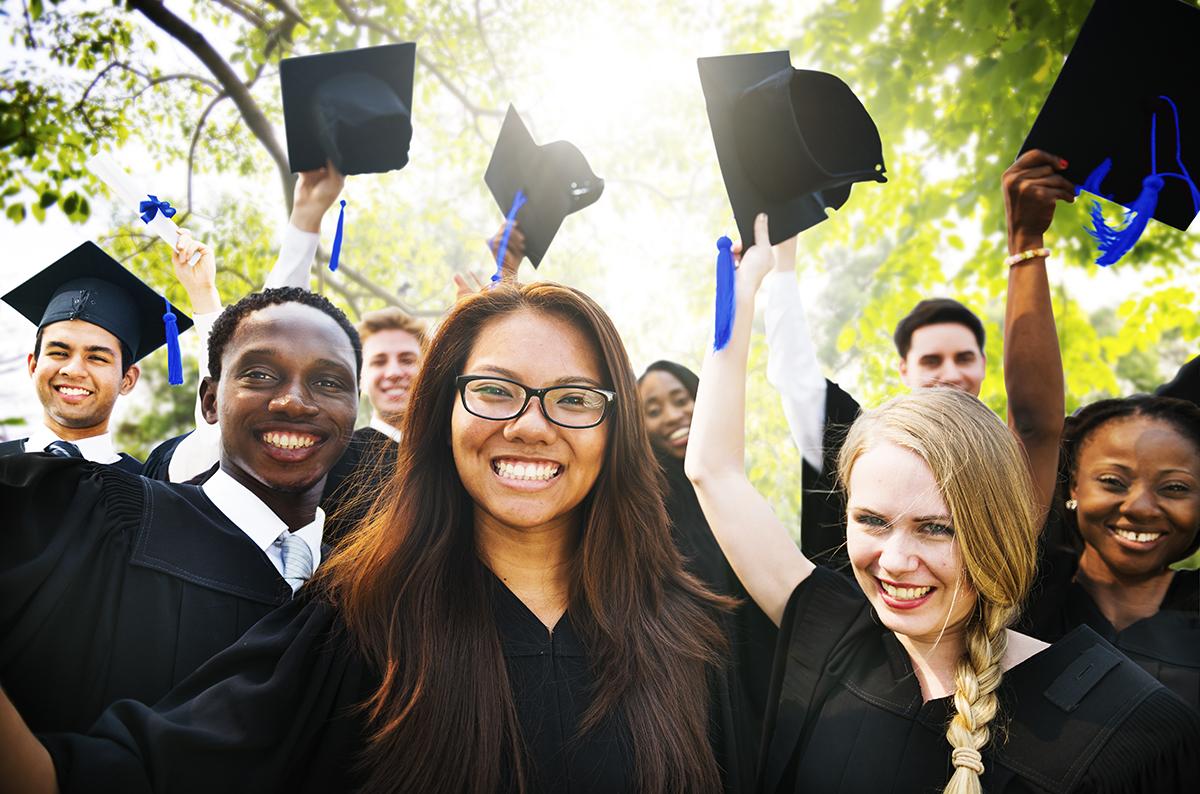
top-left (45, 440), bottom-right (83, 458)
top-left (279, 532), bottom-right (314, 594)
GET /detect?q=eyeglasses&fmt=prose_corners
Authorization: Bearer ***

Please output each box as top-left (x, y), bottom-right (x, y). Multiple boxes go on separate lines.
top-left (455, 375), bottom-right (615, 429)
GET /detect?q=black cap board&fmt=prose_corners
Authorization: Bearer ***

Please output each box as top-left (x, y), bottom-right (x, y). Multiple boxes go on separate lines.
top-left (484, 105), bottom-right (605, 268)
top-left (1, 241), bottom-right (193, 363)
top-left (698, 51), bottom-right (887, 246)
top-left (280, 43), bottom-right (416, 175)
top-left (1022, 0), bottom-right (1200, 231)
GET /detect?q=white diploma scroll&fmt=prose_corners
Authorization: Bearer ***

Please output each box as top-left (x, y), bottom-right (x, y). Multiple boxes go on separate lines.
top-left (86, 152), bottom-right (200, 265)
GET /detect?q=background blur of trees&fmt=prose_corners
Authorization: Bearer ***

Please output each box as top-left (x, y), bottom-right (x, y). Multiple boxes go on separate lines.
top-left (2, 0), bottom-right (1196, 529)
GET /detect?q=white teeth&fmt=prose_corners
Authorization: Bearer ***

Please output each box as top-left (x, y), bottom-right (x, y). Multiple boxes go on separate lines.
top-left (1115, 528), bottom-right (1163, 543)
top-left (668, 427), bottom-right (690, 441)
top-left (57, 386), bottom-right (90, 396)
top-left (493, 460), bottom-right (560, 481)
top-left (880, 581), bottom-right (933, 600)
top-left (262, 432), bottom-right (316, 450)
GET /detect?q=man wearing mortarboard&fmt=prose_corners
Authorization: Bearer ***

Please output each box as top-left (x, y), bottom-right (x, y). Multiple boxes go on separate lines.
top-left (0, 241), bottom-right (193, 474)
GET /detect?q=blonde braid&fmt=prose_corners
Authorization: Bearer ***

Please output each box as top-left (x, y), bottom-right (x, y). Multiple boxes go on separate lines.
top-left (942, 610), bottom-right (1010, 794)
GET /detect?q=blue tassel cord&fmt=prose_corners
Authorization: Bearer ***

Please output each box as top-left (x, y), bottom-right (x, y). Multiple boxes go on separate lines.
top-left (713, 236), bottom-right (735, 351)
top-left (492, 189), bottom-right (527, 284)
top-left (328, 199), bottom-right (346, 272)
top-left (162, 296), bottom-right (183, 386)
top-left (1084, 96), bottom-right (1199, 266)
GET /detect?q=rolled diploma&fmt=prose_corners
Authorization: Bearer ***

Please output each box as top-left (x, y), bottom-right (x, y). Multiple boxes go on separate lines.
top-left (86, 152), bottom-right (200, 265)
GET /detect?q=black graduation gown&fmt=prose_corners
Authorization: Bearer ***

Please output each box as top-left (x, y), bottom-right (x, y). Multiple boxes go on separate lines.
top-left (759, 567), bottom-right (1200, 793)
top-left (0, 454), bottom-right (291, 734)
top-left (0, 436), bottom-right (143, 474)
top-left (1020, 545), bottom-right (1200, 712)
top-left (658, 449), bottom-right (775, 793)
top-left (40, 567), bottom-right (739, 793)
top-left (797, 380), bottom-right (859, 570)
top-left (320, 425), bottom-right (399, 547)
top-left (143, 426), bottom-right (398, 546)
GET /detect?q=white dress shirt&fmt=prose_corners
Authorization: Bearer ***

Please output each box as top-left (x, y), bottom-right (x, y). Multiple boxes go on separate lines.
top-left (167, 223), bottom-right (319, 483)
top-left (201, 466), bottom-right (324, 581)
top-left (368, 413), bottom-right (403, 443)
top-left (763, 270), bottom-right (830, 473)
top-left (23, 425), bottom-right (121, 464)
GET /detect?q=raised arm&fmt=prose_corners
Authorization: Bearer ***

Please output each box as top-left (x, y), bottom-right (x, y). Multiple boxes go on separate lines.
top-left (160, 231), bottom-right (222, 482)
top-left (1001, 150), bottom-right (1071, 518)
top-left (763, 234), bottom-right (829, 472)
top-left (266, 163), bottom-right (345, 289)
top-left (685, 214), bottom-right (815, 626)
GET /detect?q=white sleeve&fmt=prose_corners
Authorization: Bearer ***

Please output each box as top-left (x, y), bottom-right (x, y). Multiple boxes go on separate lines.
top-left (763, 270), bottom-right (828, 473)
top-left (167, 310), bottom-right (222, 483)
top-left (264, 223), bottom-right (319, 289)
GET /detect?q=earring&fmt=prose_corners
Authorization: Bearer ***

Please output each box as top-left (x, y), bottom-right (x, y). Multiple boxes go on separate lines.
top-left (1065, 499), bottom-right (1078, 511)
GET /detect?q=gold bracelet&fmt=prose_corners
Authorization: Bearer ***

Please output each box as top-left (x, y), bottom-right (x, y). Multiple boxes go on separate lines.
top-left (1004, 248), bottom-right (1050, 267)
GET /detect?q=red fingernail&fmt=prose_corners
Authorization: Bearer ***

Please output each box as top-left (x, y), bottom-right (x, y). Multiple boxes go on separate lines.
top-left (1059, 158), bottom-right (1068, 169)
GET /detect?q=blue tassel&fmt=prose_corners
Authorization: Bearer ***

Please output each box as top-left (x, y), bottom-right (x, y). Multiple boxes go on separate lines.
top-left (1087, 174), bottom-right (1164, 266)
top-left (328, 199), bottom-right (346, 272)
top-left (1079, 158), bottom-right (1113, 199)
top-left (162, 296), bottom-right (183, 386)
top-left (713, 236), bottom-right (735, 351)
top-left (492, 189), bottom-right (527, 284)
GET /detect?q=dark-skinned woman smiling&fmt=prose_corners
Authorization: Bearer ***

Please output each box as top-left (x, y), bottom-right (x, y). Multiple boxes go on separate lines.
top-left (0, 282), bottom-right (743, 794)
top-left (0, 287), bottom-right (360, 739)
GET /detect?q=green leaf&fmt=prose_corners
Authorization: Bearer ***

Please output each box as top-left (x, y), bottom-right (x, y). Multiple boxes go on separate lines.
top-left (6, 204), bottom-right (25, 223)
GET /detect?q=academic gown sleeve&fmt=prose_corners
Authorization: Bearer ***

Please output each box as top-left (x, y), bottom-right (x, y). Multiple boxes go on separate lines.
top-left (797, 381), bottom-right (859, 567)
top-left (0, 455), bottom-right (143, 729)
top-left (40, 594), bottom-right (376, 794)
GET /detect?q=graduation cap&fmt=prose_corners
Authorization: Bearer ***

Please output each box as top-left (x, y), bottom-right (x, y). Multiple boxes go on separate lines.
top-left (280, 43), bottom-right (416, 175)
top-left (697, 51), bottom-right (887, 247)
top-left (484, 105), bottom-right (605, 269)
top-left (1022, 0), bottom-right (1200, 265)
top-left (1, 242), bottom-right (194, 384)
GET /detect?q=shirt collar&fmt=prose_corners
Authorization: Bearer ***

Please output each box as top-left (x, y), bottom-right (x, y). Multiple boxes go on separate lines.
top-left (25, 425), bottom-right (120, 464)
top-left (202, 467), bottom-right (324, 557)
top-left (369, 413), bottom-right (403, 443)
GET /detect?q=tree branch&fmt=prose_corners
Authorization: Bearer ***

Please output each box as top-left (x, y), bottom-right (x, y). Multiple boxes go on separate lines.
top-left (127, 0), bottom-right (295, 211)
top-left (187, 93), bottom-right (228, 209)
top-left (210, 0), bottom-right (269, 30)
top-left (332, 0), bottom-right (504, 122)
top-left (261, 0), bottom-right (307, 29)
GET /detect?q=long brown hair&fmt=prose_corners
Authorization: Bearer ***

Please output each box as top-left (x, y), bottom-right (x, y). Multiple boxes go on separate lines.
top-left (317, 283), bottom-right (729, 793)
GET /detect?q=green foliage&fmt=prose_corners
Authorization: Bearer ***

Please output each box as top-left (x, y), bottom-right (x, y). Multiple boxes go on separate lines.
top-left (1, 0), bottom-right (1197, 530)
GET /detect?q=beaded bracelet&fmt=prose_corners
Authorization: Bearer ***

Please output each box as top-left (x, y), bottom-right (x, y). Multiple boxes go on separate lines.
top-left (1004, 248), bottom-right (1051, 267)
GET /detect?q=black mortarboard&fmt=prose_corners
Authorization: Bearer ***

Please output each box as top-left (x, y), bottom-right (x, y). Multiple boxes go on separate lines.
top-left (698, 51), bottom-right (887, 246)
top-left (280, 43), bottom-right (416, 175)
top-left (484, 105), bottom-right (605, 268)
top-left (1, 241), bottom-right (193, 372)
top-left (1022, 0), bottom-right (1200, 234)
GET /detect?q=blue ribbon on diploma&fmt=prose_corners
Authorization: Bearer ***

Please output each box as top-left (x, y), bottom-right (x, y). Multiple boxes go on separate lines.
top-left (139, 195), bottom-right (177, 223)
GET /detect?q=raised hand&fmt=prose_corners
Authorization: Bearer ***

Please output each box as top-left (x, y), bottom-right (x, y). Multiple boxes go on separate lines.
top-left (1003, 149), bottom-right (1075, 253)
top-left (172, 229), bottom-right (220, 314)
top-left (291, 162), bottom-right (346, 233)
top-left (735, 213), bottom-right (775, 295)
top-left (487, 221), bottom-right (526, 283)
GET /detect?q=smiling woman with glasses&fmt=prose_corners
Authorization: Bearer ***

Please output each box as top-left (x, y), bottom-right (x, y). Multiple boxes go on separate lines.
top-left (0, 282), bottom-right (741, 794)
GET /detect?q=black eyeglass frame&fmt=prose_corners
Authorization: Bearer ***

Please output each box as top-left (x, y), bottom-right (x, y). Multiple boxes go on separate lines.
top-left (455, 375), bottom-right (616, 429)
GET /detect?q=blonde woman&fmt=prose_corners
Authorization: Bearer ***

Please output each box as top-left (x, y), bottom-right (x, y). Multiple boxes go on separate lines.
top-left (686, 214), bottom-right (1199, 793)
